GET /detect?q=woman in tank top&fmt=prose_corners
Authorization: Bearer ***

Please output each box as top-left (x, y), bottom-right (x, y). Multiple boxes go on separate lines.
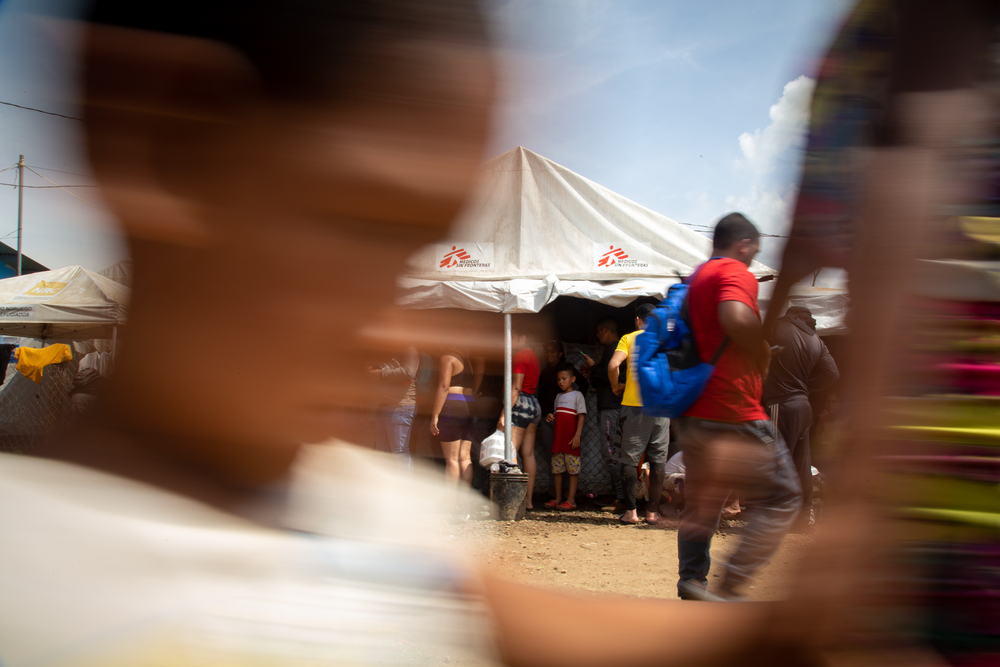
top-left (430, 349), bottom-right (477, 490)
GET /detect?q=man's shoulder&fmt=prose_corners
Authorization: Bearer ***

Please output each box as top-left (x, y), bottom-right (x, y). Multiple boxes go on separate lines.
top-left (774, 319), bottom-right (804, 342)
top-left (514, 347), bottom-right (536, 362)
top-left (698, 258), bottom-right (755, 284)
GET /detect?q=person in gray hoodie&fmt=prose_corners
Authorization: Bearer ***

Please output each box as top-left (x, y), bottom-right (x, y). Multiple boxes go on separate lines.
top-left (762, 307), bottom-right (839, 524)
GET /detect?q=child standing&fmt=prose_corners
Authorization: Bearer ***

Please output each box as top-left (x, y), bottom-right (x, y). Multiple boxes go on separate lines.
top-left (543, 365), bottom-right (587, 510)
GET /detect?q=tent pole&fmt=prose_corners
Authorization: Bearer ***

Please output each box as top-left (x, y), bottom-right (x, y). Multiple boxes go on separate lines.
top-left (111, 325), bottom-right (118, 363)
top-left (503, 313), bottom-right (512, 461)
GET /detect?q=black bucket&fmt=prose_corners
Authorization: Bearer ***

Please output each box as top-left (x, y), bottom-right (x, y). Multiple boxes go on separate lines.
top-left (490, 471), bottom-right (528, 521)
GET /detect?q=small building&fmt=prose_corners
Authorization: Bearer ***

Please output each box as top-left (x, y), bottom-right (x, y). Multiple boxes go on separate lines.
top-left (0, 241), bottom-right (48, 279)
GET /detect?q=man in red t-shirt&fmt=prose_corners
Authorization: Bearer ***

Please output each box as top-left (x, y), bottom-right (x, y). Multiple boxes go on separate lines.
top-left (676, 213), bottom-right (802, 601)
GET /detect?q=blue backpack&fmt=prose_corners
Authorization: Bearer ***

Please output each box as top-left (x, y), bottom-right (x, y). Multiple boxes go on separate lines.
top-left (635, 260), bottom-right (730, 418)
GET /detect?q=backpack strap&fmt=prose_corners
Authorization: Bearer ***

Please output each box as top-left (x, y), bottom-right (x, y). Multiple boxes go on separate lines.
top-left (710, 337), bottom-right (730, 365)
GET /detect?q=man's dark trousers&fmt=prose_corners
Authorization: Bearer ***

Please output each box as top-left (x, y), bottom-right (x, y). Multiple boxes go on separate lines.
top-left (766, 397), bottom-right (813, 512)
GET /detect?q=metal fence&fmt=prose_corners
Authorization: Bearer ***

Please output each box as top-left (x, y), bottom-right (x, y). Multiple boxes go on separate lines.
top-left (0, 361), bottom-right (74, 453)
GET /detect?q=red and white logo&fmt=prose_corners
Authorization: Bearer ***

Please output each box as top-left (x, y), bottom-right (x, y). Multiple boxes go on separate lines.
top-left (597, 245), bottom-right (629, 267)
top-left (435, 243), bottom-right (494, 271)
top-left (440, 246), bottom-right (471, 268)
top-left (593, 242), bottom-right (650, 270)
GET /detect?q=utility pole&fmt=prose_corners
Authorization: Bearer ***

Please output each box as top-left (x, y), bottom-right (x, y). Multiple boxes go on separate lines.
top-left (16, 155), bottom-right (24, 276)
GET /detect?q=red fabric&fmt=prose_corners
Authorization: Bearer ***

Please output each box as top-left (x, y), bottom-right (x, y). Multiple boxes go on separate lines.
top-left (683, 258), bottom-right (769, 422)
top-left (551, 390), bottom-right (586, 454)
top-left (513, 347), bottom-right (540, 395)
top-left (552, 410), bottom-right (579, 454)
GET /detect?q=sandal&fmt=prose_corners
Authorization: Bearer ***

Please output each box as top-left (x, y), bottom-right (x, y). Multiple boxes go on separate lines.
top-left (556, 501), bottom-right (576, 510)
top-left (618, 513), bottom-right (640, 525)
top-left (543, 499), bottom-right (560, 509)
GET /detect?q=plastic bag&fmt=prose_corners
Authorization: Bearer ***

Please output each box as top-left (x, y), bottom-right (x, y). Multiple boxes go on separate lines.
top-left (479, 429), bottom-right (506, 467)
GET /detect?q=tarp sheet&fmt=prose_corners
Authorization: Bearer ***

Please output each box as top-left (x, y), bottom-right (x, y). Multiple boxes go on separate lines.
top-left (0, 265), bottom-right (129, 340)
top-left (403, 146), bottom-right (773, 282)
top-left (398, 147), bottom-right (849, 333)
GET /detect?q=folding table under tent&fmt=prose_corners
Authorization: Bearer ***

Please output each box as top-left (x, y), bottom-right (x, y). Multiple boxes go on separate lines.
top-left (0, 265), bottom-right (129, 341)
top-left (398, 146), bottom-right (849, 465)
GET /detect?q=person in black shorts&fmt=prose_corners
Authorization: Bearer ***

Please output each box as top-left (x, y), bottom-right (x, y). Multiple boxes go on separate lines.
top-left (431, 348), bottom-right (476, 490)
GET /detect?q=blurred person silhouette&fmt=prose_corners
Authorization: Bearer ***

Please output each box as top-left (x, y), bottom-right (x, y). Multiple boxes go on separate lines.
top-left (676, 214), bottom-right (801, 601)
top-left (762, 306), bottom-right (838, 528)
top-left (0, 1), bottom-right (849, 666)
top-left (410, 348), bottom-right (438, 459)
top-left (368, 346), bottom-right (420, 470)
top-left (763, 0), bottom-right (1000, 662)
top-left (2, 1), bottom-right (500, 664)
top-left (582, 316), bottom-right (626, 510)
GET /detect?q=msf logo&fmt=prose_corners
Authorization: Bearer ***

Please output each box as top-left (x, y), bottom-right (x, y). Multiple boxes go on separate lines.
top-left (440, 246), bottom-right (471, 268)
top-left (598, 245), bottom-right (629, 267)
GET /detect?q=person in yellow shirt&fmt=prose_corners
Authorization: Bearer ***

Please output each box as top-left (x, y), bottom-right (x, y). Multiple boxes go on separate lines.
top-left (607, 303), bottom-right (670, 525)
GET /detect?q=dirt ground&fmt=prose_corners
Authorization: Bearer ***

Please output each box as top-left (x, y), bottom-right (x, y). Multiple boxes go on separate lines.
top-left (452, 497), bottom-right (812, 601)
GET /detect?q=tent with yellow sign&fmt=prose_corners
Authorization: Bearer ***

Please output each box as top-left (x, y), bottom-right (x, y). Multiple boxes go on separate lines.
top-left (0, 265), bottom-right (128, 340)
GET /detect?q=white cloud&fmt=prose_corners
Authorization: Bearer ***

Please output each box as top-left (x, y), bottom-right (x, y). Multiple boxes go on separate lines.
top-left (715, 75), bottom-right (817, 268)
top-left (724, 184), bottom-right (797, 238)
top-left (737, 75), bottom-right (814, 176)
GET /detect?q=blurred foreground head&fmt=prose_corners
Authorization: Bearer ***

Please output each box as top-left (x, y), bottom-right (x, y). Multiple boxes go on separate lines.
top-left (82, 0), bottom-right (494, 484)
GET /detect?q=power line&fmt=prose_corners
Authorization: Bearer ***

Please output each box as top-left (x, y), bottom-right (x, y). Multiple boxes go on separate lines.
top-left (679, 221), bottom-right (789, 239)
top-left (0, 100), bottom-right (82, 122)
top-left (0, 183), bottom-right (98, 188)
top-left (26, 165), bottom-right (92, 178)
top-left (23, 166), bottom-right (109, 215)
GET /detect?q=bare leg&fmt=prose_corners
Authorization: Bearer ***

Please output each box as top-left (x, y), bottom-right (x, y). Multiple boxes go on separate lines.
top-left (459, 439), bottom-right (473, 486)
top-left (567, 474), bottom-right (578, 506)
top-left (515, 423), bottom-right (538, 509)
top-left (553, 472), bottom-right (563, 504)
top-left (646, 461), bottom-right (665, 523)
top-left (440, 439), bottom-right (462, 484)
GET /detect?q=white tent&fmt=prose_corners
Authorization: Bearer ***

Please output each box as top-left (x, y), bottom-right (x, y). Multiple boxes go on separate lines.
top-left (399, 146), bottom-right (774, 312)
top-left (99, 258), bottom-right (133, 288)
top-left (0, 265), bottom-right (129, 340)
top-left (398, 146), bottom-right (846, 333)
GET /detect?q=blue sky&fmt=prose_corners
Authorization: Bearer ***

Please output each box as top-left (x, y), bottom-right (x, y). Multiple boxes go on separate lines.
top-left (486, 0), bottom-right (854, 269)
top-left (0, 0), bottom-right (852, 273)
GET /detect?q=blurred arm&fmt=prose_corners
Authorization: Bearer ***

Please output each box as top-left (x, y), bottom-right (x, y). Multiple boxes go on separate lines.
top-left (808, 344), bottom-right (839, 394)
top-left (380, 347), bottom-right (418, 382)
top-left (480, 575), bottom-right (806, 667)
top-left (607, 350), bottom-right (627, 394)
top-left (718, 301), bottom-right (768, 372)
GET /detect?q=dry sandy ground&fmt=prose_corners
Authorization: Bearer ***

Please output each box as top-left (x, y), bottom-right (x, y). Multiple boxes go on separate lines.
top-left (452, 498), bottom-right (812, 602)
top-left (400, 499), bottom-right (813, 666)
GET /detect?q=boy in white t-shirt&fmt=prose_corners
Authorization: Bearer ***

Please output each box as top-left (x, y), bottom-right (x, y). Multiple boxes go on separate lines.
top-left (543, 365), bottom-right (587, 510)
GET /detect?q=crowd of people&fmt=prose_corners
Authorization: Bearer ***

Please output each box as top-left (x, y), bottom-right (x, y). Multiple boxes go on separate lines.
top-left (367, 215), bottom-right (842, 574)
